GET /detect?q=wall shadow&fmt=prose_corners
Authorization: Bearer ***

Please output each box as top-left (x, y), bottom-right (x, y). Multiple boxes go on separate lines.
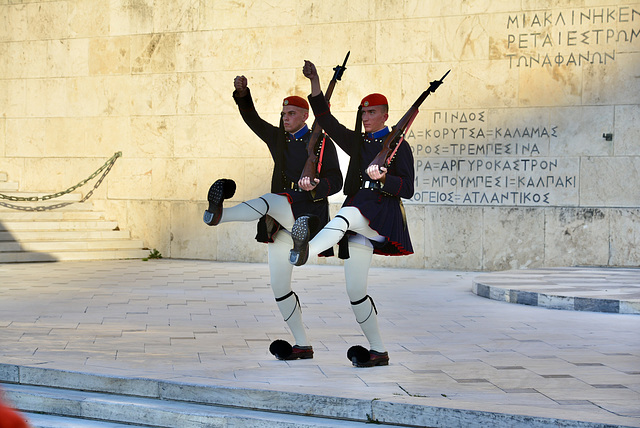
top-left (0, 219), bottom-right (57, 263)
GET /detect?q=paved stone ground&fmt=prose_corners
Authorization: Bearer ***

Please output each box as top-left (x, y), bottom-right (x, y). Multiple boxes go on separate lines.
top-left (0, 260), bottom-right (638, 427)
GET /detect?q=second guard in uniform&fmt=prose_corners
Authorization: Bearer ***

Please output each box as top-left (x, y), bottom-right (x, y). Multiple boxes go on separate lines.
top-left (204, 75), bottom-right (343, 361)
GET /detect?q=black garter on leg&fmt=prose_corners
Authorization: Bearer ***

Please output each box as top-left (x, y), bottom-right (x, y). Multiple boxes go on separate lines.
top-left (275, 290), bottom-right (300, 322)
top-left (350, 294), bottom-right (378, 324)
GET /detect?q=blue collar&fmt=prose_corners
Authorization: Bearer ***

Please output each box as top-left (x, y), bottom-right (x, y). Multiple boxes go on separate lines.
top-left (290, 124), bottom-right (309, 140)
top-left (366, 127), bottom-right (390, 140)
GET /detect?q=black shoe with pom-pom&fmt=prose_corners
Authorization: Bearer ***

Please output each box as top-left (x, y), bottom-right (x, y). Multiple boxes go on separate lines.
top-left (347, 345), bottom-right (389, 367)
top-left (269, 339), bottom-right (313, 360)
top-left (203, 179), bottom-right (236, 226)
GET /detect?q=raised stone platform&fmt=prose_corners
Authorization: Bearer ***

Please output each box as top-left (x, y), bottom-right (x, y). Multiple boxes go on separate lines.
top-left (473, 267), bottom-right (640, 315)
top-left (0, 260), bottom-right (638, 427)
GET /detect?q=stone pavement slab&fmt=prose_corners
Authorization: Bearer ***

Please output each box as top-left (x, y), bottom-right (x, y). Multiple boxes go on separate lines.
top-left (0, 260), bottom-right (638, 427)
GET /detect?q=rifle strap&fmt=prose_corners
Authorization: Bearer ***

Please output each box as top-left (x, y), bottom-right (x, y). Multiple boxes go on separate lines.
top-left (317, 134), bottom-right (326, 174)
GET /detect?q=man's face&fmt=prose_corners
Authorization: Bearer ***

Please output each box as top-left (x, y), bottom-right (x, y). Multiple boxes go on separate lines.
top-left (282, 106), bottom-right (309, 133)
top-left (361, 106), bottom-right (388, 133)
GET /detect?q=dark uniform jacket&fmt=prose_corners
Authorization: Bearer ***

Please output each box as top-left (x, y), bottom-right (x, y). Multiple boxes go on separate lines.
top-left (234, 89), bottom-right (343, 256)
top-left (309, 92), bottom-right (414, 256)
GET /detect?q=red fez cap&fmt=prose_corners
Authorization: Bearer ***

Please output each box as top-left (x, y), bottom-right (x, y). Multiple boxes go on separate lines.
top-left (283, 96), bottom-right (309, 110)
top-left (360, 93), bottom-right (388, 108)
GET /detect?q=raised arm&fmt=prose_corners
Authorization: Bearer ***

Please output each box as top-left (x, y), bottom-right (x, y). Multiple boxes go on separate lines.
top-left (232, 76), bottom-right (279, 158)
top-left (303, 60), bottom-right (322, 97)
top-left (234, 75), bottom-right (249, 97)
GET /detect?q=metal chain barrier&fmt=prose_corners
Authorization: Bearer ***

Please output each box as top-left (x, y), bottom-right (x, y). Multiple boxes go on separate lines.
top-left (0, 152), bottom-right (122, 212)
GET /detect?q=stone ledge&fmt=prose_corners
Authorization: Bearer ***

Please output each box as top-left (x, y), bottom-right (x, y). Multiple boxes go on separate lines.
top-left (1, 364), bottom-right (636, 428)
top-left (473, 267), bottom-right (640, 315)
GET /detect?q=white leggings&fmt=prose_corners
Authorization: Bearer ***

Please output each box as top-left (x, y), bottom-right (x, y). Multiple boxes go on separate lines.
top-left (222, 197), bottom-right (386, 352)
top-left (220, 193), bottom-right (294, 231)
top-left (344, 240), bottom-right (386, 352)
top-left (268, 231), bottom-right (310, 347)
top-left (308, 206), bottom-right (383, 257)
top-left (307, 206), bottom-right (386, 353)
top-left (269, 233), bottom-right (385, 351)
top-left (220, 193), bottom-right (309, 345)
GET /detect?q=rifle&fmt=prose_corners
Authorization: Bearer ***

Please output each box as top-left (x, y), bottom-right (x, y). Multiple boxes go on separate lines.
top-left (368, 69), bottom-right (450, 171)
top-left (300, 51), bottom-right (350, 181)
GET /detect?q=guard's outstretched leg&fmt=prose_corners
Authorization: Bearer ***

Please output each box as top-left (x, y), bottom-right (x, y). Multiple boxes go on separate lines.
top-left (289, 215), bottom-right (312, 266)
top-left (290, 214), bottom-right (344, 266)
top-left (203, 179), bottom-right (236, 226)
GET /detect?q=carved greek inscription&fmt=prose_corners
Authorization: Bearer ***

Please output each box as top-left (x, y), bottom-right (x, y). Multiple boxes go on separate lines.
top-left (503, 6), bottom-right (639, 68)
top-left (408, 111), bottom-right (579, 206)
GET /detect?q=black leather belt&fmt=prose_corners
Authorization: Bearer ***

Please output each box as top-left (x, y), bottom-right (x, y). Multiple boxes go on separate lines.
top-left (286, 181), bottom-right (305, 192)
top-left (360, 180), bottom-right (381, 191)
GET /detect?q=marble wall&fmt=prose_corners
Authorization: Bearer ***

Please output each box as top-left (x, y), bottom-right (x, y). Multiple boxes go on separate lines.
top-left (0, 0), bottom-right (638, 270)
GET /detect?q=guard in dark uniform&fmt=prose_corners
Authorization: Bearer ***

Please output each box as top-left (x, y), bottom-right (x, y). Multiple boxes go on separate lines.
top-left (290, 60), bottom-right (415, 368)
top-left (204, 75), bottom-right (343, 361)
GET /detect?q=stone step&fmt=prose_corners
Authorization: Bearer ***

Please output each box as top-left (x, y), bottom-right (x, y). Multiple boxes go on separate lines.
top-left (0, 186), bottom-right (146, 262)
top-left (0, 210), bottom-right (106, 221)
top-left (0, 239), bottom-right (145, 252)
top-left (3, 383), bottom-right (380, 428)
top-left (1, 364), bottom-right (608, 428)
top-left (0, 248), bottom-right (150, 263)
top-left (23, 412), bottom-right (150, 428)
top-left (0, 220), bottom-right (119, 232)
top-left (0, 229), bottom-right (132, 241)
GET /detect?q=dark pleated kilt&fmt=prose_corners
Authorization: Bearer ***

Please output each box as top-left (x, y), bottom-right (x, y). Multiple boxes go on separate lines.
top-left (255, 190), bottom-right (333, 257)
top-left (344, 189), bottom-right (413, 256)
